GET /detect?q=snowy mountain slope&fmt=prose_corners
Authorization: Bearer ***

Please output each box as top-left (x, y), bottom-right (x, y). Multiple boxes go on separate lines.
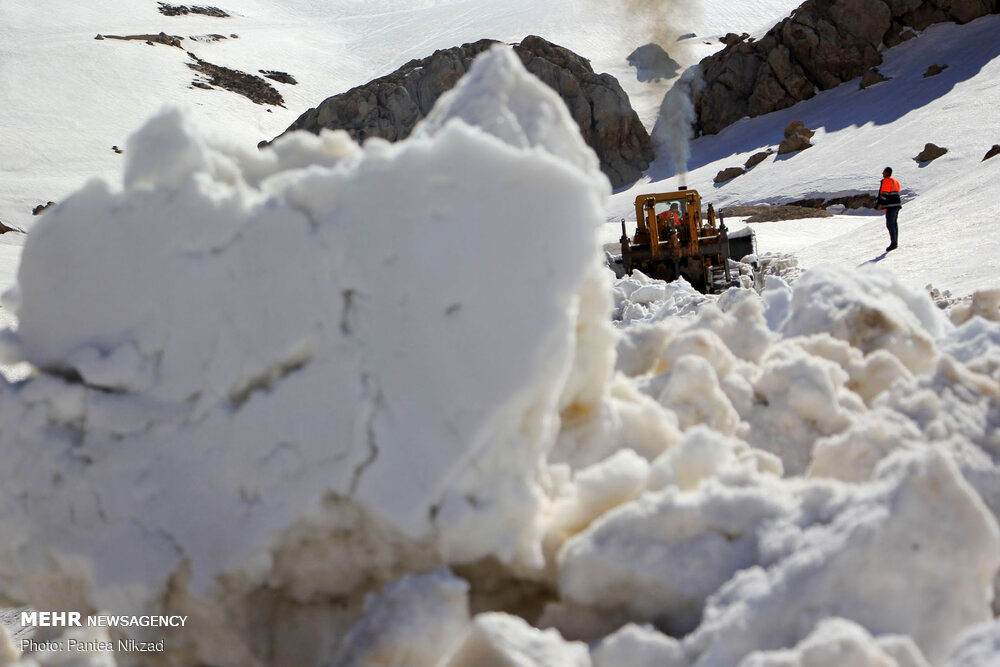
top-left (610, 14), bottom-right (1000, 295)
top-left (0, 0), bottom-right (802, 230)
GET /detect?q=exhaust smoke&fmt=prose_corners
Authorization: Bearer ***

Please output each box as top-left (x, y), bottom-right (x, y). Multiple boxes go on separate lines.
top-left (652, 65), bottom-right (703, 188)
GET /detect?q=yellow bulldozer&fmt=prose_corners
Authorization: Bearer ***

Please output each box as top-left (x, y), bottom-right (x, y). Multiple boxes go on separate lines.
top-left (617, 188), bottom-right (755, 294)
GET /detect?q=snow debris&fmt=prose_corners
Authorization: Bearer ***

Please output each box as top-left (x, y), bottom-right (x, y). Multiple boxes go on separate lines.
top-left (591, 623), bottom-right (686, 667)
top-left (684, 451), bottom-right (999, 665)
top-left (780, 265), bottom-right (948, 374)
top-left (736, 618), bottom-right (929, 667)
top-left (331, 569), bottom-right (470, 666)
top-left (444, 612), bottom-right (590, 667)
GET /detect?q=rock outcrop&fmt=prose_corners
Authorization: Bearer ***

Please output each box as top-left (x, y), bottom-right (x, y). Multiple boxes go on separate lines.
top-left (277, 36), bottom-right (653, 188)
top-left (693, 0), bottom-right (1000, 135)
top-left (778, 120), bottom-right (814, 155)
top-left (744, 149), bottom-right (774, 169)
top-left (923, 63), bottom-right (949, 77)
top-left (984, 144), bottom-right (1000, 161)
top-left (915, 143), bottom-right (948, 163)
top-left (860, 68), bottom-right (890, 88)
top-left (714, 166), bottom-right (746, 183)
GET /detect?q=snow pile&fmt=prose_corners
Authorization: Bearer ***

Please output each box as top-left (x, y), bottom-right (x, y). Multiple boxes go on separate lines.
top-left (0, 45), bottom-right (614, 639)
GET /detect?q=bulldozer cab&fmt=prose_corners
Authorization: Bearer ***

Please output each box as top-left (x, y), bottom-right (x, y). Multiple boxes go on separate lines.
top-left (620, 188), bottom-right (739, 294)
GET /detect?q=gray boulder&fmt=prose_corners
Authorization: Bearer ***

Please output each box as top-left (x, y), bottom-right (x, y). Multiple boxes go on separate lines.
top-left (860, 68), bottom-right (890, 88)
top-left (778, 120), bottom-right (815, 155)
top-left (714, 166), bottom-right (746, 183)
top-left (275, 36), bottom-right (653, 188)
top-left (914, 143), bottom-right (948, 162)
top-left (744, 149), bottom-right (774, 169)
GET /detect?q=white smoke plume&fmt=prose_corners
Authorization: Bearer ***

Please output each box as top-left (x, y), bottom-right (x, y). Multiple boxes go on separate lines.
top-left (652, 65), bottom-right (704, 187)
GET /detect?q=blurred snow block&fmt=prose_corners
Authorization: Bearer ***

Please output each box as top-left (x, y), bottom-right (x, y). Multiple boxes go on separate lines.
top-left (2, 43), bottom-right (610, 600)
top-left (331, 569), bottom-right (470, 667)
top-left (685, 450), bottom-right (1000, 665)
top-left (445, 612), bottom-right (590, 667)
top-left (943, 620), bottom-right (1000, 667)
top-left (736, 618), bottom-right (929, 667)
top-left (780, 265), bottom-right (948, 374)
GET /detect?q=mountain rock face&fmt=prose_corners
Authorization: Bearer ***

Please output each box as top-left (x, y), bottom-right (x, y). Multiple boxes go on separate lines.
top-left (276, 36), bottom-right (653, 188)
top-left (694, 0), bottom-right (999, 135)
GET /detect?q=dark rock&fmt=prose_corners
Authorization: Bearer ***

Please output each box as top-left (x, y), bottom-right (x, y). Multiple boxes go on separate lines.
top-left (678, 33), bottom-right (697, 41)
top-left (984, 144), bottom-right (1000, 161)
top-left (0, 219), bottom-right (22, 234)
top-left (260, 70), bottom-right (298, 85)
top-left (826, 193), bottom-right (877, 209)
top-left (94, 34), bottom-right (104, 40)
top-left (692, 0), bottom-right (999, 135)
top-left (277, 36), bottom-right (653, 188)
top-left (860, 68), bottom-right (890, 88)
top-left (101, 32), bottom-right (184, 48)
top-left (746, 205), bottom-right (833, 222)
top-left (778, 120), bottom-right (814, 154)
top-left (112, 145), bottom-right (123, 154)
top-left (187, 54), bottom-right (284, 105)
top-left (33, 201), bottom-right (55, 216)
top-left (720, 205), bottom-right (770, 217)
top-left (787, 198), bottom-right (826, 208)
top-left (720, 32), bottom-right (750, 46)
top-left (714, 166), bottom-right (746, 183)
top-left (627, 43), bottom-right (681, 82)
top-left (914, 142), bottom-right (947, 162)
top-left (718, 204), bottom-right (833, 221)
top-left (923, 63), bottom-right (948, 77)
top-left (744, 149), bottom-right (774, 169)
top-left (158, 3), bottom-right (230, 17)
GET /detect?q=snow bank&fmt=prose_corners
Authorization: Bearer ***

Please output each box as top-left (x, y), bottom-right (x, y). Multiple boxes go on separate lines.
top-left (0, 45), bottom-right (613, 618)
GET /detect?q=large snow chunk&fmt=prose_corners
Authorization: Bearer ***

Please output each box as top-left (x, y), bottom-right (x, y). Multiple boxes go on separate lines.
top-left (780, 265), bottom-right (949, 374)
top-left (1, 46), bottom-right (610, 598)
top-left (445, 613), bottom-right (590, 667)
top-left (736, 618), bottom-right (927, 667)
top-left (557, 474), bottom-right (793, 635)
top-left (685, 450), bottom-right (1000, 665)
top-left (331, 569), bottom-right (470, 667)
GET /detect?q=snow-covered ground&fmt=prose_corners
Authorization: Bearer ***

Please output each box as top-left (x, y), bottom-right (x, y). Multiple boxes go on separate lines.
top-left (1, 1), bottom-right (999, 667)
top-left (611, 14), bottom-right (1000, 296)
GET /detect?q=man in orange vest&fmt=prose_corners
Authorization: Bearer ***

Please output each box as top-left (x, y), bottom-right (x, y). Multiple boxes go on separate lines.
top-left (657, 203), bottom-right (682, 233)
top-left (875, 166), bottom-right (902, 252)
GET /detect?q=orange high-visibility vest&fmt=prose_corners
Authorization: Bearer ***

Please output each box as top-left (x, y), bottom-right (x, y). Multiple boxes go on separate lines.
top-left (880, 177), bottom-right (900, 194)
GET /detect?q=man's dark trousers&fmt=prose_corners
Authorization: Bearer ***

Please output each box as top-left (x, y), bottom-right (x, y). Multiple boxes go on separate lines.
top-left (885, 207), bottom-right (899, 247)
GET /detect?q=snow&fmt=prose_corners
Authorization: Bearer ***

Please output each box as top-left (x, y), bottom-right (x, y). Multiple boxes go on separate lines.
top-left (0, 48), bottom-right (610, 601)
top-left (331, 568), bottom-right (470, 666)
top-left (1, 0), bottom-right (999, 665)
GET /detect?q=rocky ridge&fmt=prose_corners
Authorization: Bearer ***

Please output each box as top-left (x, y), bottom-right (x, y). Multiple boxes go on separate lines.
top-left (276, 36), bottom-right (653, 188)
top-left (693, 0), bottom-right (999, 135)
